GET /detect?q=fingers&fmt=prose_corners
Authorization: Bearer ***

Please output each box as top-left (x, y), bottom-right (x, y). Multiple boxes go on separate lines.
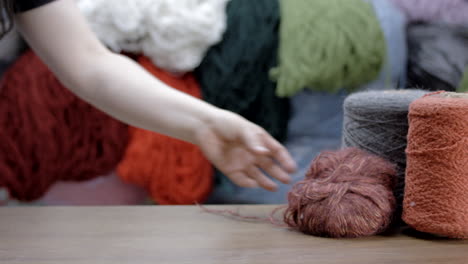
top-left (240, 127), bottom-right (271, 155)
top-left (237, 124), bottom-right (297, 191)
top-left (257, 156), bottom-right (291, 184)
top-left (227, 172), bottom-right (259, 189)
top-left (240, 125), bottom-right (296, 173)
top-left (263, 136), bottom-right (297, 173)
top-left (246, 166), bottom-right (278, 192)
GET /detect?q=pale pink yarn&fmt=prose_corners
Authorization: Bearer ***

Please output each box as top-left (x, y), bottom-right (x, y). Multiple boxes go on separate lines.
top-left (389, 0), bottom-right (468, 25)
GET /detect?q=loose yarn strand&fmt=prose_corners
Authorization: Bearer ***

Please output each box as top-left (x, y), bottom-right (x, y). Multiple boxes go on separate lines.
top-left (199, 204), bottom-right (288, 228)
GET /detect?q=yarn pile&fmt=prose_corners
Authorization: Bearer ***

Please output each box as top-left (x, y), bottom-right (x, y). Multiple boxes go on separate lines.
top-left (1, 0), bottom-right (466, 242)
top-left (77, 0), bottom-right (229, 73)
top-left (0, 50), bottom-right (129, 201)
top-left (270, 0), bottom-right (386, 97)
top-left (284, 147), bottom-right (397, 238)
top-left (195, 0), bottom-right (290, 142)
top-left (342, 89), bottom-right (428, 219)
top-left (403, 92), bottom-right (468, 239)
top-left (117, 56), bottom-right (214, 205)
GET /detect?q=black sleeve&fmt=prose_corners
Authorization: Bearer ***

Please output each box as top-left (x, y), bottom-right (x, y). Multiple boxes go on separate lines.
top-left (14, 0), bottom-right (57, 13)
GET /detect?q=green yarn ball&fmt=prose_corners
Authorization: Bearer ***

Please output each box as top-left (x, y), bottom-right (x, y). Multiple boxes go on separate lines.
top-left (270, 0), bottom-right (387, 97)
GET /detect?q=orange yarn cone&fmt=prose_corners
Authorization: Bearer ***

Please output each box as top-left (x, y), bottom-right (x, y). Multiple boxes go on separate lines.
top-left (117, 56), bottom-right (213, 205)
top-left (403, 92), bottom-right (468, 239)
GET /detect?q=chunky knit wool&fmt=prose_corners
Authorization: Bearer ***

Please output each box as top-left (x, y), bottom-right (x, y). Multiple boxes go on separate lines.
top-left (77, 0), bottom-right (229, 73)
top-left (195, 0), bottom-right (290, 142)
top-left (270, 0), bottom-right (386, 97)
top-left (0, 50), bottom-right (129, 201)
top-left (117, 56), bottom-right (214, 205)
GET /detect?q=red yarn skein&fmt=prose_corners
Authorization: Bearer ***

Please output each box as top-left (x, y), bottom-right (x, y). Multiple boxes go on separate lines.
top-left (117, 56), bottom-right (213, 205)
top-left (284, 148), bottom-right (397, 238)
top-left (0, 50), bottom-right (129, 201)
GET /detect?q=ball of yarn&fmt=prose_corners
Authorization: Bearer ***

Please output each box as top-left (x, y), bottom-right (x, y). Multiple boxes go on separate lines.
top-left (389, 0), bottom-right (468, 25)
top-left (342, 89), bottom-right (427, 220)
top-left (77, 0), bottom-right (229, 73)
top-left (406, 23), bottom-right (468, 92)
top-left (270, 0), bottom-right (386, 97)
top-left (403, 92), bottom-right (468, 239)
top-left (0, 50), bottom-right (129, 201)
top-left (283, 147), bottom-right (397, 238)
top-left (195, 0), bottom-right (290, 142)
top-left (117, 56), bottom-right (213, 205)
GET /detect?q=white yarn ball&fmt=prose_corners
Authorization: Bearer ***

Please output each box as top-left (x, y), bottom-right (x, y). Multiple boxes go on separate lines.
top-left (77, 0), bottom-right (229, 73)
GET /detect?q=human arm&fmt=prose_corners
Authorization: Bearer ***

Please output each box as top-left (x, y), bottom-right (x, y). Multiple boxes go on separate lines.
top-left (14, 0), bottom-right (296, 191)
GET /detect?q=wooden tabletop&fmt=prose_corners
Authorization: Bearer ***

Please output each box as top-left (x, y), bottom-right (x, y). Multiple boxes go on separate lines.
top-left (0, 205), bottom-right (466, 264)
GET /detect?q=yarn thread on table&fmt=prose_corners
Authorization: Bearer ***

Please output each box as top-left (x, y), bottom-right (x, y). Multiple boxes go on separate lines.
top-left (0, 50), bottom-right (129, 201)
top-left (270, 0), bottom-right (386, 97)
top-left (403, 92), bottom-right (468, 239)
top-left (117, 56), bottom-right (214, 205)
top-left (195, 0), bottom-right (290, 142)
top-left (342, 89), bottom-right (428, 221)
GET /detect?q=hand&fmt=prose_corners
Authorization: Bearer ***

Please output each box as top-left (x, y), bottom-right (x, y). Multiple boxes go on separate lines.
top-left (194, 110), bottom-right (297, 191)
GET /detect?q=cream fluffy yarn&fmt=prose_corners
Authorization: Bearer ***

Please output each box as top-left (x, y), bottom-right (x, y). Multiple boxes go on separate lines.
top-left (77, 0), bottom-right (229, 73)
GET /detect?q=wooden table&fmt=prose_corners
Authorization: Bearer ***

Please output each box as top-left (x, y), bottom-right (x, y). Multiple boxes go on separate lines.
top-left (0, 205), bottom-right (466, 264)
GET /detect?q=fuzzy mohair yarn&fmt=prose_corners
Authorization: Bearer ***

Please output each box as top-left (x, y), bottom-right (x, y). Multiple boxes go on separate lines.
top-left (117, 56), bottom-right (213, 205)
top-left (403, 92), bottom-right (468, 239)
top-left (389, 0), bottom-right (468, 25)
top-left (406, 23), bottom-right (468, 92)
top-left (0, 50), bottom-right (129, 201)
top-left (342, 89), bottom-right (428, 220)
top-left (283, 147), bottom-right (397, 238)
top-left (77, 0), bottom-right (229, 73)
top-left (270, 0), bottom-right (386, 97)
top-left (195, 0), bottom-right (290, 142)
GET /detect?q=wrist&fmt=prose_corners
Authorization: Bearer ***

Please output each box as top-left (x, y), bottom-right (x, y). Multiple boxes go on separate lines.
top-left (191, 107), bottom-right (227, 146)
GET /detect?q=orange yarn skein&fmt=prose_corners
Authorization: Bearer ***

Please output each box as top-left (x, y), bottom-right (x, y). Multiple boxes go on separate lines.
top-left (117, 56), bottom-right (213, 205)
